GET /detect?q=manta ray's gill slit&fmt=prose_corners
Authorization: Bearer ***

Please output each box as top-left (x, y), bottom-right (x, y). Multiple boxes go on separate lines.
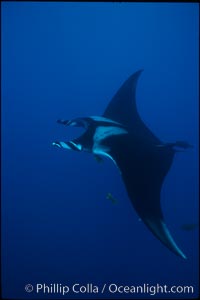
top-left (93, 126), bottom-right (128, 143)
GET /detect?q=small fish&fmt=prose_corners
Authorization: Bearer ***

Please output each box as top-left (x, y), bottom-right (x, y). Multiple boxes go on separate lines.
top-left (106, 192), bottom-right (117, 204)
top-left (94, 155), bottom-right (103, 163)
top-left (180, 223), bottom-right (198, 231)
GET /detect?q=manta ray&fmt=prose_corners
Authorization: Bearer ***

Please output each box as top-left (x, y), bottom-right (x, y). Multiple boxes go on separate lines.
top-left (52, 70), bottom-right (192, 259)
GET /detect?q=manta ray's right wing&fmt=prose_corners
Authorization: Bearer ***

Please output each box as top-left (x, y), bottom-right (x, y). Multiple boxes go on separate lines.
top-left (103, 70), bottom-right (161, 145)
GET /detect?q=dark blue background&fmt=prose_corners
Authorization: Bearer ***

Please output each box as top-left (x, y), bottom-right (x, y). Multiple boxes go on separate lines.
top-left (1, 2), bottom-right (199, 299)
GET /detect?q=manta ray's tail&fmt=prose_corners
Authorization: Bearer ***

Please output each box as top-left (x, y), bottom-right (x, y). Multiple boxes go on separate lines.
top-left (144, 218), bottom-right (187, 259)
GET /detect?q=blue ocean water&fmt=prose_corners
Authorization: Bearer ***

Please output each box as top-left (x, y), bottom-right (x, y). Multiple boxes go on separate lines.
top-left (1, 2), bottom-right (199, 299)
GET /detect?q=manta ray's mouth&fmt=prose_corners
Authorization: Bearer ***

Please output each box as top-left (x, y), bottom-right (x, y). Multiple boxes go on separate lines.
top-left (52, 119), bottom-right (86, 150)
